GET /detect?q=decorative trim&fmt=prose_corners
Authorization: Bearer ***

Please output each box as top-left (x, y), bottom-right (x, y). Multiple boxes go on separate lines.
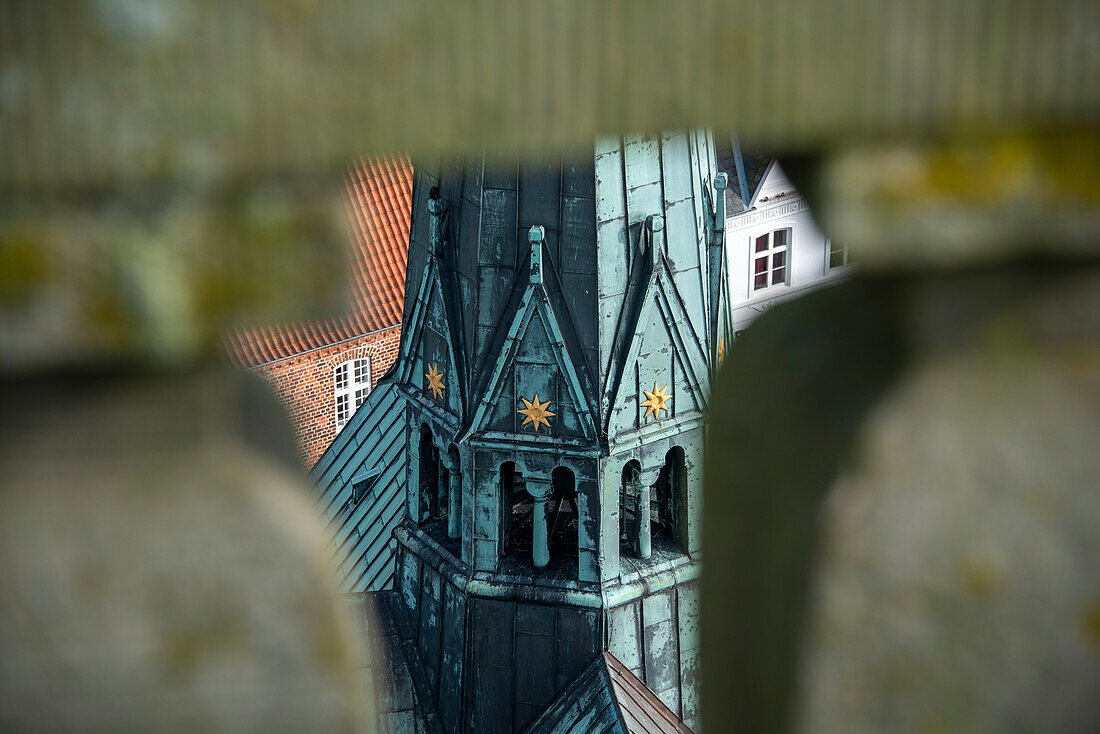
top-left (726, 197), bottom-right (809, 229)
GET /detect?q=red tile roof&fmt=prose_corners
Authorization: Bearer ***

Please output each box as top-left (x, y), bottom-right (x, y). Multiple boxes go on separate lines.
top-left (603, 651), bottom-right (692, 734)
top-left (524, 651), bottom-right (693, 733)
top-left (225, 156), bottom-right (412, 367)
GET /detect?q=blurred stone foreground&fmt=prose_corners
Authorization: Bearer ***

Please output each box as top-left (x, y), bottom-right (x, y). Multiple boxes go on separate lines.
top-left (705, 265), bottom-right (1100, 733)
top-left (0, 371), bottom-right (371, 732)
top-left (799, 273), bottom-right (1100, 733)
top-left (1, 1), bottom-right (1098, 732)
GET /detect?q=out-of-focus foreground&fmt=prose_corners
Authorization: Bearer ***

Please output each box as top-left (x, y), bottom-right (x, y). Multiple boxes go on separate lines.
top-left (1, 2), bottom-right (1098, 732)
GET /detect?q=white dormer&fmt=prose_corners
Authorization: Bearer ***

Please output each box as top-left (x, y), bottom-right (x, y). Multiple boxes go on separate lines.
top-left (724, 159), bottom-right (853, 332)
top-left (751, 160), bottom-right (794, 206)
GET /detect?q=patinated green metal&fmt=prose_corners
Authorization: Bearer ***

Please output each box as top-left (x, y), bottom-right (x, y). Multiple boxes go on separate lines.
top-left (315, 132), bottom-right (731, 731)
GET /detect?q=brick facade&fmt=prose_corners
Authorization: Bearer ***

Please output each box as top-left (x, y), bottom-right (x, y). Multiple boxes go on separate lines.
top-left (251, 325), bottom-right (401, 469)
top-left (225, 157), bottom-right (412, 469)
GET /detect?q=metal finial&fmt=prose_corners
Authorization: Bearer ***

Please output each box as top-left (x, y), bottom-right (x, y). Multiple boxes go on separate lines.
top-left (528, 226), bottom-right (544, 283)
top-left (428, 190), bottom-right (446, 257)
top-left (642, 215), bottom-right (663, 266)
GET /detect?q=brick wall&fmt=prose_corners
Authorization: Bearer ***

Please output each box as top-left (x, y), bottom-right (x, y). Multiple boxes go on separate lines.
top-left (252, 326), bottom-right (402, 469)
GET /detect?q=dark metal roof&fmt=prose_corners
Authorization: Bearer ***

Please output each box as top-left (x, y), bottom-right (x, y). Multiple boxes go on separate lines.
top-left (350, 591), bottom-right (442, 733)
top-left (714, 136), bottom-right (772, 214)
top-left (311, 379), bottom-right (408, 593)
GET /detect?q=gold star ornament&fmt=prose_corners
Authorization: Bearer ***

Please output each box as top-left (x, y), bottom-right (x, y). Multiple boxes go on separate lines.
top-left (425, 363), bottom-right (445, 400)
top-left (517, 394), bottom-right (555, 432)
top-left (640, 382), bottom-right (672, 421)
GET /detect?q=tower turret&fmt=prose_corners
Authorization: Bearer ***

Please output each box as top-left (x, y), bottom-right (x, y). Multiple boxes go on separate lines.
top-left (382, 132), bottom-right (731, 731)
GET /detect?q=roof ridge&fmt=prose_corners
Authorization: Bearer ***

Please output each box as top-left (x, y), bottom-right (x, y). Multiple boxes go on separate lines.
top-left (601, 651), bottom-right (632, 732)
top-left (602, 651), bottom-right (693, 734)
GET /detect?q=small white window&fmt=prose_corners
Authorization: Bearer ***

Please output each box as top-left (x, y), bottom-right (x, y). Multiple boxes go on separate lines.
top-left (335, 358), bottom-right (371, 430)
top-left (827, 239), bottom-right (851, 271)
top-left (752, 227), bottom-right (790, 292)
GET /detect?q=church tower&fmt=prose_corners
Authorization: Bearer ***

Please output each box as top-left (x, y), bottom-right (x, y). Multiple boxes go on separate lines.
top-left (362, 132), bottom-right (730, 731)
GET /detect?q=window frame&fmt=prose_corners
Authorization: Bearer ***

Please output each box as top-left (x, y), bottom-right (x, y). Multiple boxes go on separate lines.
top-left (334, 357), bottom-right (371, 431)
top-left (749, 226), bottom-right (793, 295)
top-left (825, 238), bottom-right (851, 273)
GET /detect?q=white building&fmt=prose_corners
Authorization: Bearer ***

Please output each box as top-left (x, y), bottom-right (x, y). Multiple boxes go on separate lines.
top-left (718, 150), bottom-right (853, 332)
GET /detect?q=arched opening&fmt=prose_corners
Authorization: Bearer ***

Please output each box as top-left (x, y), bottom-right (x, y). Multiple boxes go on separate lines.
top-left (499, 462), bottom-right (533, 562)
top-left (446, 444), bottom-right (461, 540)
top-left (547, 467), bottom-right (578, 565)
top-left (498, 462), bottom-right (514, 557)
top-left (653, 446), bottom-right (687, 552)
top-left (620, 460), bottom-right (642, 555)
top-left (418, 424), bottom-right (442, 524)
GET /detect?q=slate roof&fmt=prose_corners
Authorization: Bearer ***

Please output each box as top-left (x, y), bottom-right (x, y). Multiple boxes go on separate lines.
top-left (714, 136), bottom-right (772, 214)
top-left (312, 379), bottom-right (408, 593)
top-left (225, 156), bottom-right (413, 367)
top-left (522, 651), bottom-right (693, 734)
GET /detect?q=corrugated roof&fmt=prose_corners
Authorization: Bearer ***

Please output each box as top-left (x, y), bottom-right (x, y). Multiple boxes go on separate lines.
top-left (225, 155), bottom-right (412, 367)
top-left (523, 651), bottom-right (693, 734)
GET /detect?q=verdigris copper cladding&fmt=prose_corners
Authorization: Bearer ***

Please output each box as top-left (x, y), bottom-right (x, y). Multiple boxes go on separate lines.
top-left (316, 132), bottom-right (732, 732)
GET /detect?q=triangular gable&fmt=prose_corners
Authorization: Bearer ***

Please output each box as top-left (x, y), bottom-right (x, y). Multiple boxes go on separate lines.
top-left (734, 154), bottom-right (773, 210)
top-left (396, 252), bottom-right (439, 380)
top-left (396, 252), bottom-right (463, 416)
top-left (606, 252), bottom-right (711, 434)
top-left (747, 158), bottom-right (784, 209)
top-left (465, 271), bottom-right (598, 442)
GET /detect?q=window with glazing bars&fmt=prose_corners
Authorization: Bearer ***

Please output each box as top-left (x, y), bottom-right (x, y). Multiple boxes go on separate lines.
top-left (753, 228), bottom-right (790, 291)
top-left (335, 358), bottom-right (371, 430)
top-left (827, 239), bottom-right (851, 270)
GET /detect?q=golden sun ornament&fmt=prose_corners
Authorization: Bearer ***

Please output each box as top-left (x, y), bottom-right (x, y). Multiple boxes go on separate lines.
top-left (517, 394), bottom-right (555, 432)
top-left (425, 363), bottom-right (445, 400)
top-left (640, 382), bottom-right (672, 420)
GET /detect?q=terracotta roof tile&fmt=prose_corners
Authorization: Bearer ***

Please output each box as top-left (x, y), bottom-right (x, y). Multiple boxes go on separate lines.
top-left (225, 156), bottom-right (412, 367)
top-left (523, 651), bottom-right (693, 733)
top-left (603, 652), bottom-right (692, 734)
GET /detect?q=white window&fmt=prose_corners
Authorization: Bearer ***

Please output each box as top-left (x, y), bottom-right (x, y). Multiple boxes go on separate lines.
top-left (827, 239), bottom-right (851, 271)
top-left (335, 358), bottom-right (371, 430)
top-left (752, 227), bottom-right (790, 292)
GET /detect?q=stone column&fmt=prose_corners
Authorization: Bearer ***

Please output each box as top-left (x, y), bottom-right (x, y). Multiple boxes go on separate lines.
top-left (533, 496), bottom-right (549, 569)
top-left (447, 455), bottom-right (461, 539)
top-left (526, 475), bottom-right (552, 570)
